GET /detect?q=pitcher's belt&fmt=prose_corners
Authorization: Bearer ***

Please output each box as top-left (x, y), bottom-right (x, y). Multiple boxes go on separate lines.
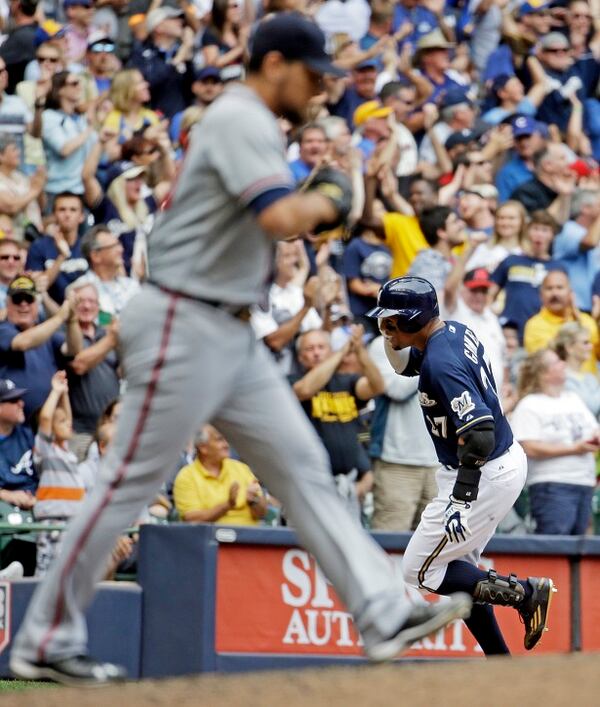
top-left (147, 281), bottom-right (252, 322)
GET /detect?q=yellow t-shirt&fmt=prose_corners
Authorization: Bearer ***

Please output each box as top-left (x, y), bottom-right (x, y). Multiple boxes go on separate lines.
top-left (173, 457), bottom-right (261, 526)
top-left (382, 212), bottom-right (428, 278)
top-left (524, 308), bottom-right (599, 375)
top-left (103, 108), bottom-right (160, 142)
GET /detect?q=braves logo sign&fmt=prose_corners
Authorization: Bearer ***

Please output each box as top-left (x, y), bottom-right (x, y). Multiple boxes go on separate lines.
top-left (0, 583), bottom-right (11, 655)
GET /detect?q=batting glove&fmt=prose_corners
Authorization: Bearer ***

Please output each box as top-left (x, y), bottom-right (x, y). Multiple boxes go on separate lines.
top-left (444, 496), bottom-right (472, 543)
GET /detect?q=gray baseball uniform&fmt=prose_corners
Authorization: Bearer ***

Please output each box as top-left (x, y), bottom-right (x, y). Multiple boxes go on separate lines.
top-left (12, 84), bottom-right (410, 663)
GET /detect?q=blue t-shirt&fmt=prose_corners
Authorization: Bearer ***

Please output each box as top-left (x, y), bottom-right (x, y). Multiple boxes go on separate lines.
top-left (482, 97), bottom-right (536, 126)
top-left (553, 220), bottom-right (600, 311)
top-left (482, 44), bottom-right (514, 84)
top-left (0, 321), bottom-right (65, 419)
top-left (288, 159), bottom-right (312, 183)
top-left (403, 321), bottom-right (513, 468)
top-left (534, 62), bottom-right (593, 132)
top-left (393, 5), bottom-right (439, 46)
top-left (343, 238), bottom-right (392, 317)
top-left (495, 155), bottom-right (533, 204)
top-left (491, 254), bottom-right (567, 340)
top-left (327, 86), bottom-right (370, 129)
top-left (0, 425), bottom-right (36, 492)
top-left (26, 235), bottom-right (88, 304)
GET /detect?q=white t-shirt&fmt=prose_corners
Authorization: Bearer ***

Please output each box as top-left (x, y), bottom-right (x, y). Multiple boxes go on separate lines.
top-left (315, 0), bottom-right (371, 42)
top-left (466, 244), bottom-right (523, 272)
top-left (449, 299), bottom-right (505, 389)
top-left (510, 391), bottom-right (598, 487)
top-left (250, 282), bottom-right (322, 375)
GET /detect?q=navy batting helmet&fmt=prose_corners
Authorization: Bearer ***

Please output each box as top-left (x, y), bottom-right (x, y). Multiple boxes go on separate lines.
top-left (367, 276), bottom-right (439, 333)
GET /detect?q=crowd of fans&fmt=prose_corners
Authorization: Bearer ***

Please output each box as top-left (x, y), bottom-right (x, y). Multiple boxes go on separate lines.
top-left (1, 0), bottom-right (600, 576)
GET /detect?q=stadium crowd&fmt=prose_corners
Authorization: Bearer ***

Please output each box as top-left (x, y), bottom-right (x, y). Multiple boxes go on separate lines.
top-left (1, 0), bottom-right (600, 576)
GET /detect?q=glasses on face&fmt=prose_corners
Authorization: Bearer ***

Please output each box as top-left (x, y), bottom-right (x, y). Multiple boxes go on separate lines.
top-left (0, 254), bottom-right (21, 261)
top-left (93, 241), bottom-right (120, 252)
top-left (37, 55), bottom-right (59, 63)
top-left (10, 293), bottom-right (35, 305)
top-left (544, 47), bottom-right (569, 54)
top-left (3, 398), bottom-right (23, 405)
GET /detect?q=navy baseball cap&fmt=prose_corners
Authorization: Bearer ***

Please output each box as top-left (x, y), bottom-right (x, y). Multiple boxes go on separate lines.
top-left (250, 12), bottom-right (346, 77)
top-left (491, 73), bottom-right (514, 96)
top-left (440, 87), bottom-right (473, 109)
top-left (194, 66), bottom-right (222, 82)
top-left (0, 379), bottom-right (27, 403)
top-left (105, 160), bottom-right (146, 188)
top-left (445, 129), bottom-right (476, 150)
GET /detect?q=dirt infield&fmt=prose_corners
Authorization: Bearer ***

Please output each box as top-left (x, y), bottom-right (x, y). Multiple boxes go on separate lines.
top-left (1, 653), bottom-right (598, 706)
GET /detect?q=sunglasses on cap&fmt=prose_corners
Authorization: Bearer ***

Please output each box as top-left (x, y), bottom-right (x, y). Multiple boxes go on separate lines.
top-left (10, 293), bottom-right (35, 305)
top-left (90, 42), bottom-right (115, 53)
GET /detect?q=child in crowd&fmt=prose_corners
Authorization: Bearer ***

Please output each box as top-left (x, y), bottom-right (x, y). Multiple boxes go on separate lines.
top-left (33, 371), bottom-right (86, 577)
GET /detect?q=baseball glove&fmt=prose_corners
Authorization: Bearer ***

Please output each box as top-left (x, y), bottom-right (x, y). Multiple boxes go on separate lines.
top-left (304, 166), bottom-right (353, 234)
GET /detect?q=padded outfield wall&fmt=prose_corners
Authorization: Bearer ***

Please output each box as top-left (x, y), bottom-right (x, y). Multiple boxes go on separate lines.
top-left (0, 524), bottom-right (598, 678)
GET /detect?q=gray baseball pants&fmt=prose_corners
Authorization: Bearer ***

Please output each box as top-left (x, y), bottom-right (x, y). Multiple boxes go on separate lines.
top-left (13, 286), bottom-right (409, 663)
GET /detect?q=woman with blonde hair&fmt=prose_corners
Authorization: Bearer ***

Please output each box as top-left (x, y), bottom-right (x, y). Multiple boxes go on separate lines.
top-left (553, 321), bottom-right (600, 417)
top-left (511, 347), bottom-right (600, 534)
top-left (83, 132), bottom-right (160, 279)
top-left (467, 200), bottom-right (527, 271)
top-left (103, 69), bottom-right (160, 145)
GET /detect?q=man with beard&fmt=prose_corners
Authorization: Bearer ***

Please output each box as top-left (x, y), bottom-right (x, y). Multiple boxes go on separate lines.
top-left (10, 12), bottom-right (470, 686)
top-left (524, 269), bottom-right (600, 373)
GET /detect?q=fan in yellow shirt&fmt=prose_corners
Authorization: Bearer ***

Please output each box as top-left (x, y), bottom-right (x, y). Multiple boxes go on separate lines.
top-left (363, 172), bottom-right (436, 277)
top-left (173, 425), bottom-right (268, 526)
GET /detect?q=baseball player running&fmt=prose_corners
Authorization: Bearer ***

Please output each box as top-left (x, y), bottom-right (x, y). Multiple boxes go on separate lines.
top-left (10, 15), bottom-right (470, 686)
top-left (367, 276), bottom-right (555, 655)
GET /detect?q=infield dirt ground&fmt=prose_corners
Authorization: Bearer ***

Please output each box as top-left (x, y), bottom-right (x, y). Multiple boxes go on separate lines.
top-left (0, 653), bottom-right (597, 706)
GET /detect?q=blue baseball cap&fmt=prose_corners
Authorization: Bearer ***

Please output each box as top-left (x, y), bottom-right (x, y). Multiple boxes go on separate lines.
top-left (34, 20), bottom-right (66, 47)
top-left (64, 0), bottom-right (93, 7)
top-left (250, 12), bottom-right (346, 77)
top-left (355, 59), bottom-right (378, 70)
top-left (512, 115), bottom-right (548, 137)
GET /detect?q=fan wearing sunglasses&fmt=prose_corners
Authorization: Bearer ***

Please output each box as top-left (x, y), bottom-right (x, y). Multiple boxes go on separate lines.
top-left (0, 240), bottom-right (25, 312)
top-left (0, 276), bottom-right (82, 421)
top-left (83, 33), bottom-right (119, 97)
